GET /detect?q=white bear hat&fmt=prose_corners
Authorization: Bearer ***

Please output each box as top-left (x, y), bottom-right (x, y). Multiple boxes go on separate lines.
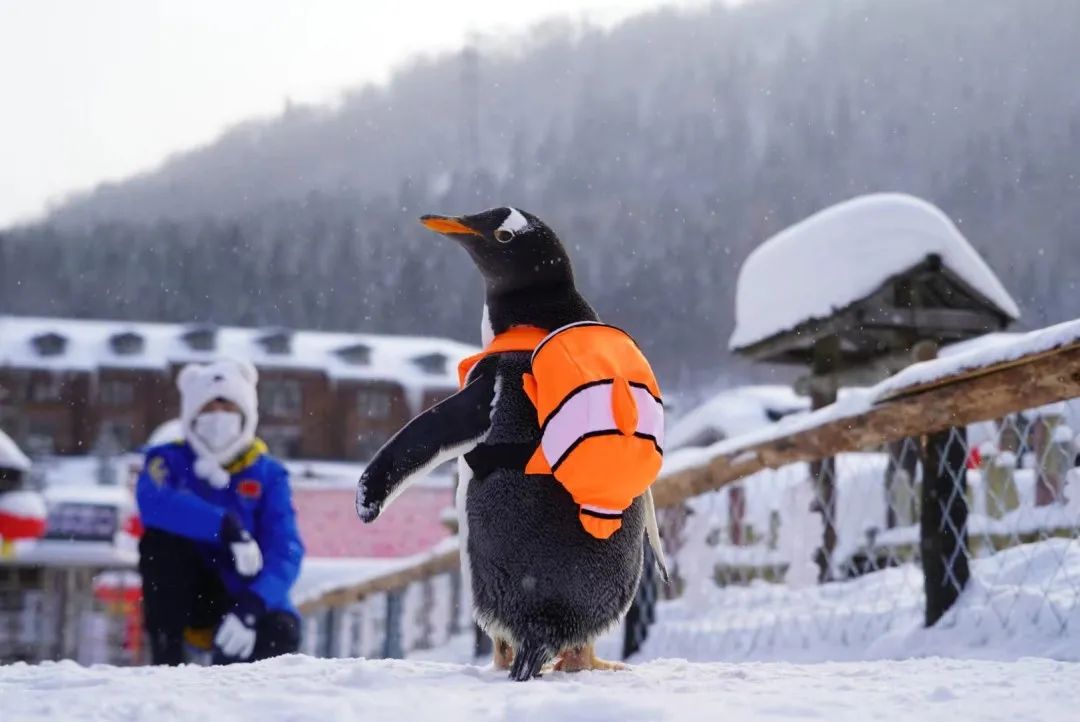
top-left (177, 357), bottom-right (260, 488)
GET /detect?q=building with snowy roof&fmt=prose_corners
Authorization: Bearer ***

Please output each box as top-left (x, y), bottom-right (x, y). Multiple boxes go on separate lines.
top-left (730, 193), bottom-right (1019, 375)
top-left (0, 315), bottom-right (476, 461)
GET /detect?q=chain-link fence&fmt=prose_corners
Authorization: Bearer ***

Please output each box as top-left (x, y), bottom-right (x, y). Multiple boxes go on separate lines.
top-left (642, 398), bottom-right (1080, 662)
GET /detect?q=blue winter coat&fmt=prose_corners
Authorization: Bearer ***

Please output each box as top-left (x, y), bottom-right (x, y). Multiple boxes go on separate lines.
top-left (135, 440), bottom-right (304, 617)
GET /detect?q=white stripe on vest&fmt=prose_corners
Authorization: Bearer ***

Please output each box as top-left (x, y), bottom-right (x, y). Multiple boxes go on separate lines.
top-left (540, 381), bottom-right (664, 470)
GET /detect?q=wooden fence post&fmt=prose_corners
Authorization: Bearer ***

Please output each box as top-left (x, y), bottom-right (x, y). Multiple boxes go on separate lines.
top-left (448, 570), bottom-right (462, 637)
top-left (383, 588), bottom-right (405, 659)
top-left (809, 337), bottom-right (841, 582)
top-left (622, 541), bottom-right (659, 660)
top-left (473, 624), bottom-right (492, 660)
top-left (921, 426), bottom-right (970, 626)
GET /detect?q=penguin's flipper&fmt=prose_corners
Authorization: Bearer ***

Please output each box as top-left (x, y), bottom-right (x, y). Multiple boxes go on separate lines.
top-left (356, 369), bottom-right (497, 522)
top-left (644, 487), bottom-right (671, 584)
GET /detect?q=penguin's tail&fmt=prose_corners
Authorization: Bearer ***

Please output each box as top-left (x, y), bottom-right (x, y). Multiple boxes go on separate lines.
top-left (509, 640), bottom-right (553, 682)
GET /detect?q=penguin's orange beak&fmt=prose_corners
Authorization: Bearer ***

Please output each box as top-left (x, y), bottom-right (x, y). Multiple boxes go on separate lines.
top-left (419, 215), bottom-right (482, 237)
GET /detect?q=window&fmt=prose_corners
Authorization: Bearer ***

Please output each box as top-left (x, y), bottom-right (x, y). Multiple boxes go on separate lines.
top-left (109, 331), bottom-right (145, 355)
top-left (28, 377), bottom-right (63, 403)
top-left (96, 420), bottom-right (133, 452)
top-left (257, 330), bottom-right (292, 355)
top-left (24, 420), bottom-right (56, 456)
top-left (2, 372), bottom-right (62, 403)
top-left (31, 332), bottom-right (67, 357)
top-left (411, 353), bottom-right (448, 375)
top-left (357, 387), bottom-right (395, 420)
top-left (260, 425), bottom-right (302, 458)
top-left (100, 380), bottom-right (135, 407)
top-left (335, 344), bottom-right (372, 366)
top-left (259, 379), bottom-right (303, 418)
top-left (181, 325), bottom-right (217, 351)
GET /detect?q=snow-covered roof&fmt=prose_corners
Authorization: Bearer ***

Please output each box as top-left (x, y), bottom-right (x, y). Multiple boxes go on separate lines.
top-left (0, 428), bottom-right (31, 472)
top-left (0, 315), bottom-right (476, 393)
top-left (729, 193), bottom-right (1021, 351)
top-left (667, 385), bottom-right (809, 450)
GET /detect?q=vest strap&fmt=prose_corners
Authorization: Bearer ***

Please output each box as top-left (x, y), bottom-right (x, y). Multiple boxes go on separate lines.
top-left (457, 325), bottom-right (549, 387)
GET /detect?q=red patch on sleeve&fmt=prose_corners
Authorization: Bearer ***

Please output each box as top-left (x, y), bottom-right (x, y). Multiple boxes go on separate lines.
top-left (237, 479), bottom-right (263, 499)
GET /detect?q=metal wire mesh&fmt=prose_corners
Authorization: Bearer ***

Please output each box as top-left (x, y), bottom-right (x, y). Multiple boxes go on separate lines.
top-left (642, 397), bottom-right (1080, 662)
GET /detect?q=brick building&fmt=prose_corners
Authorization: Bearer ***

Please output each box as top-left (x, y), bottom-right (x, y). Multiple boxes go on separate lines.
top-left (0, 316), bottom-right (474, 462)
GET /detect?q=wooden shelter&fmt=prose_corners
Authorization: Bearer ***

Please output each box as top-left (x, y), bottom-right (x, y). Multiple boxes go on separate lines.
top-left (729, 193), bottom-right (1019, 582)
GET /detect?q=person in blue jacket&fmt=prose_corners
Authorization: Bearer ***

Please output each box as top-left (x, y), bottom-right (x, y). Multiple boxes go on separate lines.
top-left (136, 357), bottom-right (304, 665)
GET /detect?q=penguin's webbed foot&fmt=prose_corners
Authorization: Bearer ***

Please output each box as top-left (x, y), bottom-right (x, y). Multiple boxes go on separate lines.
top-left (492, 637), bottom-right (514, 671)
top-left (553, 644), bottom-right (627, 673)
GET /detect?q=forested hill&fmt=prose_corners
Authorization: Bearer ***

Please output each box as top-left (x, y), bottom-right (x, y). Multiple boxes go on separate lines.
top-left (3, 0), bottom-right (1078, 391)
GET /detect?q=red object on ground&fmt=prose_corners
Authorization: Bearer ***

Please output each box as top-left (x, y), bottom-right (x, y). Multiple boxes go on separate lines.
top-left (966, 446), bottom-right (982, 470)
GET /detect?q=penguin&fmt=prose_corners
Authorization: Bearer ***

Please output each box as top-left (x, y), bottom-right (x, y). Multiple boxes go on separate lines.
top-left (356, 207), bottom-right (667, 681)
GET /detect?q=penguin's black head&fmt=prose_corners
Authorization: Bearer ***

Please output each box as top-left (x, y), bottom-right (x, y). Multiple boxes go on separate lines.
top-left (420, 207), bottom-right (574, 295)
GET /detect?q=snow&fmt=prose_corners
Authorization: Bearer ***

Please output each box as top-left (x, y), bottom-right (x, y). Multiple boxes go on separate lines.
top-left (665, 318), bottom-right (1080, 478)
top-left (666, 385), bottom-right (808, 450)
top-left (1, 656), bottom-right (1078, 722)
top-left (729, 193), bottom-right (1020, 350)
top-left (0, 315), bottom-right (476, 414)
top-left (292, 537), bottom-right (459, 607)
top-left (0, 490), bottom-right (46, 520)
top-left (877, 317), bottom-right (1080, 398)
top-left (291, 557), bottom-right (410, 606)
top-left (0, 428), bottom-right (31, 472)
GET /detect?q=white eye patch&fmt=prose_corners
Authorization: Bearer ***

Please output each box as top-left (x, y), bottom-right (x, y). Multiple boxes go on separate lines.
top-left (498, 207), bottom-right (529, 235)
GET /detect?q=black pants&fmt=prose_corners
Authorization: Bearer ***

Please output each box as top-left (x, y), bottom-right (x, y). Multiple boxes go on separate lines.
top-left (139, 527), bottom-right (300, 665)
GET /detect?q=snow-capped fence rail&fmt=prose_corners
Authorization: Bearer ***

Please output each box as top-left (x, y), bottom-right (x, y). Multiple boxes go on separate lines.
top-left (653, 321), bottom-right (1080, 508)
top-left (296, 319), bottom-right (1080, 664)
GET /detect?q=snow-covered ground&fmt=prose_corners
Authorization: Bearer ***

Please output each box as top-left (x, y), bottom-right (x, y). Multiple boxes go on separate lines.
top-left (2, 656), bottom-right (1078, 722)
top-left (642, 537), bottom-right (1080, 664)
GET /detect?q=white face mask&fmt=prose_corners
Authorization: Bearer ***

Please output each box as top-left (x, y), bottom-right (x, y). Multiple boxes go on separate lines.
top-left (192, 411), bottom-right (244, 453)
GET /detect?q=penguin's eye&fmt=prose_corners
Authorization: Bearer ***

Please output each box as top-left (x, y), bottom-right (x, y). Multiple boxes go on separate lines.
top-left (494, 228), bottom-right (515, 243)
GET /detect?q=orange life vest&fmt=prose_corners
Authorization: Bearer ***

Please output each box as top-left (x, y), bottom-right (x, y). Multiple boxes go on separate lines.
top-left (458, 322), bottom-right (664, 539)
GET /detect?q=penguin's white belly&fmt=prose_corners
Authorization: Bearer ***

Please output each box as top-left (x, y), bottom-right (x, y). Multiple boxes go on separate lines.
top-left (455, 456), bottom-right (474, 603)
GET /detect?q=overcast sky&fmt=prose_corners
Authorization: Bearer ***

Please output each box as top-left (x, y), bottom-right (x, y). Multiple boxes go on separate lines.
top-left (0, 0), bottom-right (724, 228)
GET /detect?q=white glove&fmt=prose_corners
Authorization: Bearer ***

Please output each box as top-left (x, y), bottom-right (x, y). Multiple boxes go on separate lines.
top-left (214, 612), bottom-right (257, 660)
top-left (221, 513), bottom-right (263, 577)
top-left (231, 539), bottom-right (263, 577)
